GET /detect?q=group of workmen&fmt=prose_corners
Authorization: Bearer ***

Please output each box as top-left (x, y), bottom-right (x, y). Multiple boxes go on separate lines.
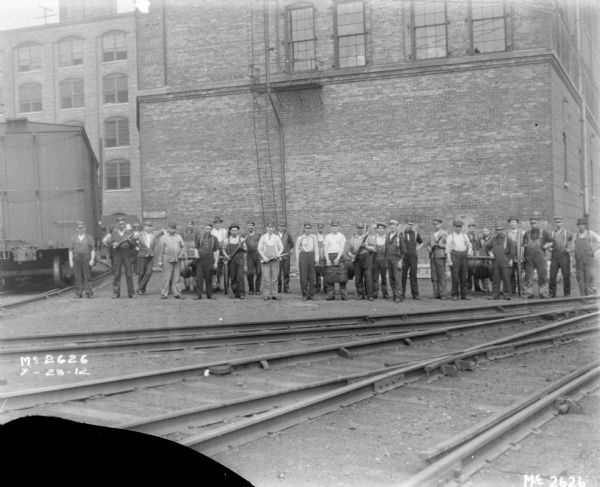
top-left (68, 214), bottom-right (600, 302)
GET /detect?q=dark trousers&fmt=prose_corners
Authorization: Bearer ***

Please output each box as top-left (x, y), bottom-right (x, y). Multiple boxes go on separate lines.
top-left (575, 256), bottom-right (595, 296)
top-left (112, 250), bottom-right (134, 297)
top-left (387, 256), bottom-right (402, 299)
top-left (229, 257), bottom-right (245, 297)
top-left (450, 250), bottom-right (468, 298)
top-left (492, 263), bottom-right (511, 298)
top-left (326, 253), bottom-right (347, 298)
top-left (196, 254), bottom-right (214, 298)
top-left (213, 256), bottom-right (225, 292)
top-left (549, 252), bottom-right (571, 297)
top-left (316, 262), bottom-right (328, 293)
top-left (278, 257), bottom-right (291, 292)
top-left (524, 251), bottom-right (548, 297)
top-left (137, 256), bottom-right (153, 292)
top-left (73, 254), bottom-right (92, 296)
top-left (299, 251), bottom-right (316, 298)
top-left (430, 257), bottom-right (447, 298)
top-left (468, 266), bottom-right (482, 291)
top-left (401, 254), bottom-right (419, 298)
top-left (246, 251), bottom-right (261, 293)
top-left (354, 252), bottom-right (373, 298)
top-left (373, 254), bottom-right (388, 297)
top-left (509, 261), bottom-right (520, 294)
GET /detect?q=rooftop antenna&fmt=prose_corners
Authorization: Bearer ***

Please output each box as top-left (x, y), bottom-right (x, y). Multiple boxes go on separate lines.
top-left (36, 5), bottom-right (57, 24)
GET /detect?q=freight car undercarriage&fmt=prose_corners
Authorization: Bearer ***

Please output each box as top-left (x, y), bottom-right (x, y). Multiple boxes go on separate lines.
top-left (0, 248), bottom-right (71, 289)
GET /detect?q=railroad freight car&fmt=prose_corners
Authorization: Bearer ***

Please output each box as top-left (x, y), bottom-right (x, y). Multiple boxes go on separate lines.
top-left (0, 118), bottom-right (101, 288)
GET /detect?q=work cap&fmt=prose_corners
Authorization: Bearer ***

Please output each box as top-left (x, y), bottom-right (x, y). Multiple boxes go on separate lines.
top-left (168, 222), bottom-right (177, 229)
top-left (388, 219), bottom-right (398, 225)
top-left (554, 216), bottom-right (563, 222)
top-left (317, 223), bottom-right (324, 229)
top-left (303, 223), bottom-right (312, 228)
top-left (376, 222), bottom-right (386, 229)
top-left (247, 221), bottom-right (255, 225)
top-left (453, 220), bottom-right (463, 227)
top-left (76, 221), bottom-right (85, 228)
top-left (213, 216), bottom-right (223, 223)
top-left (330, 220), bottom-right (339, 226)
top-left (229, 224), bottom-right (240, 231)
top-left (433, 218), bottom-right (442, 223)
top-left (116, 217), bottom-right (125, 223)
top-left (576, 217), bottom-right (588, 225)
top-left (144, 221), bottom-right (153, 227)
top-left (468, 223), bottom-right (475, 228)
top-left (507, 216), bottom-right (519, 223)
top-left (495, 224), bottom-right (505, 231)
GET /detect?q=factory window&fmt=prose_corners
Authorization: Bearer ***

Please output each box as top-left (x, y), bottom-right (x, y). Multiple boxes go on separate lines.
top-left (58, 37), bottom-right (84, 67)
top-left (59, 79), bottom-right (84, 109)
top-left (469, 1), bottom-right (506, 54)
top-left (104, 117), bottom-right (129, 147)
top-left (16, 43), bottom-right (42, 72)
top-left (102, 74), bottom-right (128, 104)
top-left (286, 4), bottom-right (316, 72)
top-left (106, 159), bottom-right (130, 190)
top-left (18, 83), bottom-right (42, 113)
top-left (335, 1), bottom-right (366, 68)
top-left (412, 1), bottom-right (447, 60)
top-left (102, 31), bottom-right (127, 62)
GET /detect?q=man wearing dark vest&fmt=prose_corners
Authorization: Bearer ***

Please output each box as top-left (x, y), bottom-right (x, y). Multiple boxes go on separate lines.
top-left (223, 224), bottom-right (247, 299)
top-left (315, 223), bottom-right (328, 294)
top-left (429, 218), bottom-right (448, 299)
top-left (402, 220), bottom-right (423, 300)
top-left (372, 223), bottom-right (389, 299)
top-left (486, 224), bottom-right (515, 300)
top-left (476, 228), bottom-right (492, 293)
top-left (277, 222), bottom-right (295, 293)
top-left (244, 221), bottom-right (262, 295)
top-left (386, 219), bottom-right (407, 303)
top-left (446, 220), bottom-right (473, 300)
top-left (348, 223), bottom-right (376, 300)
top-left (506, 216), bottom-right (524, 295)
top-left (574, 217), bottom-right (600, 296)
top-left (522, 215), bottom-right (551, 298)
top-left (466, 223), bottom-right (481, 292)
top-left (136, 221), bottom-right (160, 295)
top-left (548, 216), bottom-right (573, 298)
top-left (69, 221), bottom-right (96, 298)
top-left (194, 223), bottom-right (219, 300)
top-left (102, 216), bottom-right (136, 299)
top-left (295, 223), bottom-right (319, 300)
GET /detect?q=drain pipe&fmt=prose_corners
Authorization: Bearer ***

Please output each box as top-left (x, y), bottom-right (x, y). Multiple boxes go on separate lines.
top-left (263, 0), bottom-right (287, 225)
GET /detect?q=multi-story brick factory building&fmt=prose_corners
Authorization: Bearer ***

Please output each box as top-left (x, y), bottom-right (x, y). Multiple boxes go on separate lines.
top-left (136, 0), bottom-right (599, 235)
top-left (0, 0), bottom-right (140, 218)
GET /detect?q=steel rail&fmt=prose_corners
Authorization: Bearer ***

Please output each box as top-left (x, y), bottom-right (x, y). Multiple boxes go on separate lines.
top-left (177, 330), bottom-right (600, 456)
top-left (1, 303), bottom-right (596, 358)
top-left (0, 261), bottom-right (112, 311)
top-left (401, 361), bottom-right (600, 487)
top-left (120, 326), bottom-right (599, 440)
top-left (1, 310), bottom-right (597, 411)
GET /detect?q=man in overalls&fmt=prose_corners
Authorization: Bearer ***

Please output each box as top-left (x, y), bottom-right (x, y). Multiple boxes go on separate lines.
top-left (372, 223), bottom-right (389, 299)
top-left (194, 223), bottom-right (219, 300)
top-left (348, 223), bottom-right (375, 300)
top-left (102, 216), bottom-right (136, 299)
top-left (223, 224), bottom-right (246, 299)
top-left (324, 220), bottom-right (347, 300)
top-left (486, 224), bottom-right (515, 300)
top-left (466, 223), bottom-right (481, 292)
top-left (244, 221), bottom-right (262, 295)
top-left (522, 216), bottom-right (551, 298)
top-left (574, 217), bottom-right (600, 296)
top-left (429, 218), bottom-right (448, 300)
top-left (386, 219), bottom-right (407, 303)
top-left (402, 220), bottom-right (424, 300)
top-left (446, 220), bottom-right (473, 300)
top-left (295, 223), bottom-right (319, 300)
top-left (548, 216), bottom-right (573, 298)
top-left (315, 223), bottom-right (328, 294)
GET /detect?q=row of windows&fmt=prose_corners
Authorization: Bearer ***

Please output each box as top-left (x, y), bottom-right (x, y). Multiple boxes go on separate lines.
top-left (17, 74), bottom-right (128, 113)
top-left (16, 32), bottom-right (127, 72)
top-left (286, 1), bottom-right (507, 72)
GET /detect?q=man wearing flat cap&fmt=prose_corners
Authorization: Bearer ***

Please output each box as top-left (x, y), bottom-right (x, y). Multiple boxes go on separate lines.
top-left (429, 218), bottom-right (448, 299)
top-left (277, 222), bottom-right (295, 294)
top-left (574, 217), bottom-right (600, 296)
top-left (102, 216), bottom-right (136, 298)
top-left (158, 222), bottom-right (185, 299)
top-left (244, 221), bottom-right (262, 295)
top-left (506, 217), bottom-right (523, 295)
top-left (466, 223), bottom-right (482, 292)
top-left (324, 220), bottom-right (348, 300)
top-left (446, 220), bottom-right (473, 300)
top-left (69, 221), bottom-right (96, 298)
top-left (386, 219), bottom-right (407, 303)
top-left (194, 223), bottom-right (219, 300)
top-left (136, 221), bottom-right (160, 295)
top-left (315, 223), bottom-right (328, 294)
top-left (348, 222), bottom-right (376, 300)
top-left (373, 222), bottom-right (389, 299)
top-left (211, 217), bottom-right (228, 293)
top-left (295, 223), bottom-right (319, 300)
top-left (548, 216), bottom-right (573, 297)
top-left (223, 224), bottom-right (247, 299)
top-left (521, 215), bottom-right (551, 298)
top-left (486, 224), bottom-right (515, 300)
top-left (402, 220), bottom-right (423, 300)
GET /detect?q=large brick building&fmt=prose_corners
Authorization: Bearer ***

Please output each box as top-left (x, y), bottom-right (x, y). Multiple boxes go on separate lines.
top-left (136, 0), bottom-right (599, 237)
top-left (0, 0), bottom-right (140, 218)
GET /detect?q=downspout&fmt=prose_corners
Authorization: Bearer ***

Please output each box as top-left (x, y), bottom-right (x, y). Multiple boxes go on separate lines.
top-left (575, 1), bottom-right (589, 216)
top-left (264, 0), bottom-right (287, 225)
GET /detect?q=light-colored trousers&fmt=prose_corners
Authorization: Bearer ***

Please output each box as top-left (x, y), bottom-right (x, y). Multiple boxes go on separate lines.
top-left (261, 260), bottom-right (280, 297)
top-left (161, 261), bottom-right (182, 297)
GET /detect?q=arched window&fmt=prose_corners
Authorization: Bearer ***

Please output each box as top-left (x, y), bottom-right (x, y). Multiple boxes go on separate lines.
top-left (16, 42), bottom-right (42, 72)
top-left (102, 31), bottom-right (127, 62)
top-left (58, 37), bottom-right (84, 67)
top-left (102, 73), bottom-right (128, 104)
top-left (59, 78), bottom-right (84, 109)
top-left (104, 117), bottom-right (129, 147)
top-left (105, 159), bottom-right (130, 190)
top-left (18, 83), bottom-right (42, 113)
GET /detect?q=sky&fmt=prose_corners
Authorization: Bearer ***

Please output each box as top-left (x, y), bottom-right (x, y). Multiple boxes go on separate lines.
top-left (0, 0), bottom-right (136, 31)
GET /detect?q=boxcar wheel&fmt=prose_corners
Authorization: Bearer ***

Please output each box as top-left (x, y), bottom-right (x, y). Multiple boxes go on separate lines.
top-left (53, 255), bottom-right (66, 288)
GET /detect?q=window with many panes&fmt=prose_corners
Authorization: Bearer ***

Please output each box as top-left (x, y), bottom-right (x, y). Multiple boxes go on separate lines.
top-left (17, 43), bottom-right (42, 72)
top-left (103, 74), bottom-right (128, 104)
top-left (18, 83), bottom-right (42, 113)
top-left (102, 31), bottom-right (127, 62)
top-left (104, 117), bottom-right (129, 147)
top-left (58, 37), bottom-right (84, 67)
top-left (59, 79), bottom-right (84, 109)
top-left (335, 1), bottom-right (366, 68)
top-left (287, 4), bottom-right (316, 72)
top-left (470, 1), bottom-right (506, 54)
top-left (412, 1), bottom-right (447, 60)
top-left (106, 159), bottom-right (130, 190)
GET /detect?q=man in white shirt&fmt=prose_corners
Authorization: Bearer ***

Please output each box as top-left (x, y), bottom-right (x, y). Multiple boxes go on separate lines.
top-left (324, 220), bottom-right (348, 300)
top-left (211, 216), bottom-right (228, 293)
top-left (429, 218), bottom-right (448, 300)
top-left (574, 217), bottom-right (600, 296)
top-left (257, 223), bottom-right (284, 300)
top-left (295, 223), bottom-right (319, 300)
top-left (446, 220), bottom-right (473, 300)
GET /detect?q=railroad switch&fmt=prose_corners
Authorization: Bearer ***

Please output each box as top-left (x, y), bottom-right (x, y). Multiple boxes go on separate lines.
top-left (337, 347), bottom-right (355, 359)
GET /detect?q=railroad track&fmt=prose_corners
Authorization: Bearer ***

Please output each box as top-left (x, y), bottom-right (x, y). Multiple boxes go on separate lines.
top-left (1, 297), bottom-right (596, 357)
top-left (0, 261), bottom-right (112, 310)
